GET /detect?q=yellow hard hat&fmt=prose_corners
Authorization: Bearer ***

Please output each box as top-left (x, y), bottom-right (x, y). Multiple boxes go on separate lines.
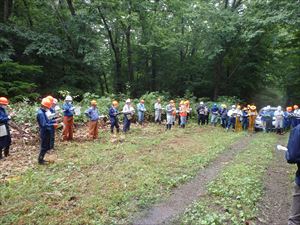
top-left (112, 100), bottom-right (119, 106)
top-left (91, 100), bottom-right (97, 106)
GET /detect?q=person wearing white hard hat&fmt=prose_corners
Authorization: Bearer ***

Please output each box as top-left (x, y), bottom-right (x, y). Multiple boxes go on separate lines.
top-left (154, 98), bottom-right (162, 124)
top-left (274, 106), bottom-right (284, 134)
top-left (122, 99), bottom-right (135, 133)
top-left (62, 95), bottom-right (75, 141)
top-left (196, 101), bottom-right (206, 126)
top-left (226, 105), bottom-right (237, 131)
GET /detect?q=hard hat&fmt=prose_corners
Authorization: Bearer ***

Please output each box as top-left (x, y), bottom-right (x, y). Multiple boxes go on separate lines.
top-left (250, 105), bottom-right (256, 110)
top-left (91, 100), bottom-right (97, 106)
top-left (247, 104), bottom-right (251, 108)
top-left (65, 95), bottom-right (73, 101)
top-left (277, 106), bottom-right (282, 111)
top-left (287, 107), bottom-right (293, 112)
top-left (0, 97), bottom-right (9, 105)
top-left (200, 101), bottom-right (204, 105)
top-left (41, 98), bottom-right (52, 109)
top-left (213, 103), bottom-right (217, 107)
top-left (294, 105), bottom-right (299, 110)
top-left (140, 99), bottom-right (145, 103)
top-left (237, 105), bottom-right (241, 109)
top-left (266, 105), bottom-right (271, 110)
top-left (46, 95), bottom-right (54, 103)
top-left (232, 105), bottom-right (236, 109)
top-left (180, 101), bottom-right (184, 105)
top-left (157, 98), bottom-right (161, 101)
top-left (126, 99), bottom-right (131, 103)
top-left (221, 104), bottom-right (227, 108)
top-left (170, 100), bottom-right (174, 103)
top-left (185, 100), bottom-right (190, 104)
top-left (53, 98), bottom-right (58, 104)
top-left (112, 100), bottom-right (119, 106)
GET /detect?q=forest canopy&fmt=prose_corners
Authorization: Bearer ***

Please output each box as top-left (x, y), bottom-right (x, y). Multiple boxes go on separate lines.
top-left (0, 0), bottom-right (299, 105)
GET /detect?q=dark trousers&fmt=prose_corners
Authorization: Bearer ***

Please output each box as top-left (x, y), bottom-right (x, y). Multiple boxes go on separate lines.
top-left (221, 117), bottom-right (227, 128)
top-left (204, 115), bottom-right (209, 125)
top-left (227, 117), bottom-right (236, 129)
top-left (265, 118), bottom-right (273, 132)
top-left (198, 114), bottom-right (205, 125)
top-left (38, 133), bottom-right (51, 163)
top-left (111, 119), bottom-right (120, 133)
top-left (0, 146), bottom-right (9, 158)
top-left (289, 184), bottom-right (300, 225)
top-left (242, 119), bottom-right (248, 130)
top-left (123, 116), bottom-right (131, 133)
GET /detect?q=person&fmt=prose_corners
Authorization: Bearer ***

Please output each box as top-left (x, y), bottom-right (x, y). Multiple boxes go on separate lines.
top-left (227, 105), bottom-right (237, 131)
top-left (62, 95), bottom-right (75, 141)
top-left (122, 99), bottom-right (135, 133)
top-left (292, 105), bottom-right (300, 128)
top-left (210, 103), bottom-right (219, 126)
top-left (154, 98), bottom-right (162, 124)
top-left (262, 105), bottom-right (273, 133)
top-left (137, 99), bottom-right (146, 125)
top-left (0, 97), bottom-right (11, 159)
top-left (284, 106), bottom-right (293, 131)
top-left (285, 124), bottom-right (300, 225)
top-left (204, 105), bottom-right (210, 125)
top-left (46, 96), bottom-right (60, 150)
top-left (37, 98), bottom-right (58, 164)
top-left (248, 105), bottom-right (258, 133)
top-left (274, 106), bottom-right (284, 134)
top-left (220, 104), bottom-right (228, 128)
top-left (166, 100), bottom-right (174, 130)
top-left (235, 105), bottom-right (243, 132)
top-left (85, 100), bottom-right (100, 139)
top-left (171, 101), bottom-right (177, 126)
top-left (242, 107), bottom-right (249, 131)
top-left (185, 100), bottom-right (191, 121)
top-left (179, 101), bottom-right (188, 128)
top-left (196, 101), bottom-right (206, 126)
top-left (109, 101), bottom-right (120, 134)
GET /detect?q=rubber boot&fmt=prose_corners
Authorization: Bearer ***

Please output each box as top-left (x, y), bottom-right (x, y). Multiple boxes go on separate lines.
top-left (4, 147), bottom-right (9, 157)
top-left (169, 124), bottom-right (172, 130)
top-left (117, 128), bottom-right (120, 133)
top-left (111, 129), bottom-right (114, 134)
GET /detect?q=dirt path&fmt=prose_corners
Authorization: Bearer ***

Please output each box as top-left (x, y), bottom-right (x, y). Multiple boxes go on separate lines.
top-left (255, 134), bottom-right (293, 225)
top-left (131, 134), bottom-right (255, 225)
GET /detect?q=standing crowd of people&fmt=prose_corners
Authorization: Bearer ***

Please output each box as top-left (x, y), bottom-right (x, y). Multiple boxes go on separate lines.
top-left (1, 95), bottom-right (300, 164)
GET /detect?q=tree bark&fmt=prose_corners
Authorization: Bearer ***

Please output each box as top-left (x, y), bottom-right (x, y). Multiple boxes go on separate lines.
top-left (66, 0), bottom-right (76, 16)
top-left (22, 0), bottom-right (33, 27)
top-left (2, 0), bottom-right (13, 22)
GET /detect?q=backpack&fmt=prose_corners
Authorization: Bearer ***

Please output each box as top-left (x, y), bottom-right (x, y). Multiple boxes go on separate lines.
top-left (286, 124), bottom-right (300, 164)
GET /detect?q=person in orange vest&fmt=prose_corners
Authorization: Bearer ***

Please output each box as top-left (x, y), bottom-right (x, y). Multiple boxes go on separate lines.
top-left (37, 98), bottom-right (58, 164)
top-left (0, 97), bottom-right (11, 159)
top-left (179, 101), bottom-right (188, 128)
top-left (62, 95), bottom-right (75, 141)
top-left (85, 100), bottom-right (100, 139)
top-left (248, 105), bottom-right (258, 133)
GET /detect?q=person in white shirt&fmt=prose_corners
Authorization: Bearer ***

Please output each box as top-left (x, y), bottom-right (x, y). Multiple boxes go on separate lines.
top-left (122, 99), bottom-right (135, 133)
top-left (274, 106), bottom-right (284, 134)
top-left (154, 98), bottom-right (162, 124)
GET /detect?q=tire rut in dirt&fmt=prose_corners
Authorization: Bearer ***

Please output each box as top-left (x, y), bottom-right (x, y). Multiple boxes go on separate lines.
top-left (255, 135), bottom-right (293, 225)
top-left (131, 134), bottom-right (255, 225)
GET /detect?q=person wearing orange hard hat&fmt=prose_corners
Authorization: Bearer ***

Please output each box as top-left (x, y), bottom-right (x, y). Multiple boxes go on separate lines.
top-left (45, 96), bottom-right (60, 150)
top-left (292, 105), bottom-right (300, 128)
top-left (37, 98), bottom-right (58, 164)
top-left (179, 100), bottom-right (188, 128)
top-left (284, 106), bottom-right (293, 131)
top-left (0, 97), bottom-right (12, 159)
top-left (85, 100), bottom-right (100, 139)
top-left (109, 100), bottom-right (120, 134)
top-left (248, 105), bottom-right (258, 133)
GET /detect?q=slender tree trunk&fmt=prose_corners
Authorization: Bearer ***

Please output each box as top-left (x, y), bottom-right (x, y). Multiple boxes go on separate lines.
top-left (102, 71), bottom-right (109, 93)
top-left (22, 0), bottom-right (33, 27)
top-left (151, 49), bottom-right (157, 91)
top-left (66, 0), bottom-right (76, 16)
top-left (126, 25), bottom-right (134, 83)
top-left (2, 0), bottom-right (13, 22)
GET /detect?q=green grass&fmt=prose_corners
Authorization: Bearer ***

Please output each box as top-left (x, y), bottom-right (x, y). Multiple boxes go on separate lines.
top-left (180, 133), bottom-right (278, 225)
top-left (0, 124), bottom-right (244, 225)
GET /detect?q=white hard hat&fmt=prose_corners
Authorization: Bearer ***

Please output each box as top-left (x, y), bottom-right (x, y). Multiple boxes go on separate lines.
top-left (53, 98), bottom-right (58, 104)
top-left (277, 106), bottom-right (282, 111)
top-left (65, 95), bottom-right (73, 101)
top-left (232, 105), bottom-right (236, 109)
top-left (200, 101), bottom-right (204, 105)
top-left (126, 99), bottom-right (131, 103)
top-left (266, 105), bottom-right (271, 110)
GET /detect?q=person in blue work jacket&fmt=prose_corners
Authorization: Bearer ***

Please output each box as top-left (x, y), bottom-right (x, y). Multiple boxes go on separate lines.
top-left (242, 107), bottom-right (249, 130)
top-left (284, 106), bottom-right (293, 131)
top-left (261, 105), bottom-right (273, 133)
top-left (85, 100), bottom-right (100, 139)
top-left (210, 103), bottom-right (219, 126)
top-left (220, 104), bottom-right (228, 128)
top-left (0, 97), bottom-right (11, 159)
top-left (109, 100), bottom-right (120, 134)
top-left (286, 124), bottom-right (300, 225)
top-left (62, 95), bottom-right (75, 141)
top-left (37, 98), bottom-right (57, 164)
top-left (45, 96), bottom-right (59, 150)
top-left (137, 99), bottom-right (146, 125)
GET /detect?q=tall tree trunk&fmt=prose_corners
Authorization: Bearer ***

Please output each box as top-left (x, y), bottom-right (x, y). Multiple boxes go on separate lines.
top-left (22, 0), bottom-right (33, 27)
top-left (126, 25), bottom-right (133, 83)
top-left (2, 0), bottom-right (13, 22)
top-left (102, 71), bottom-right (109, 93)
top-left (66, 0), bottom-right (76, 16)
top-left (151, 49), bottom-right (157, 91)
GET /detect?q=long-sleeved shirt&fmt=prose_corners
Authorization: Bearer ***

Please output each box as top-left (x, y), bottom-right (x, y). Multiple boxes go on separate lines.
top-left (166, 104), bottom-right (173, 115)
top-left (123, 104), bottom-right (135, 115)
top-left (109, 106), bottom-right (119, 121)
top-left (0, 107), bottom-right (10, 124)
top-left (196, 105), bottom-right (205, 115)
top-left (62, 102), bottom-right (74, 117)
top-left (274, 110), bottom-right (284, 120)
top-left (154, 103), bottom-right (162, 112)
top-left (85, 107), bottom-right (100, 121)
top-left (137, 103), bottom-right (146, 112)
top-left (37, 108), bottom-right (55, 137)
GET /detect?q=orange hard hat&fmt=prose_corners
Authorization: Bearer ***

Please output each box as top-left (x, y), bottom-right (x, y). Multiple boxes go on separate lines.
top-left (287, 107), bottom-right (293, 112)
top-left (91, 100), bottom-right (97, 106)
top-left (112, 100), bottom-right (119, 106)
top-left (0, 97), bottom-right (9, 105)
top-left (294, 105), bottom-right (299, 110)
top-left (41, 98), bottom-right (52, 109)
top-left (140, 99), bottom-right (145, 103)
top-left (46, 95), bottom-right (54, 104)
